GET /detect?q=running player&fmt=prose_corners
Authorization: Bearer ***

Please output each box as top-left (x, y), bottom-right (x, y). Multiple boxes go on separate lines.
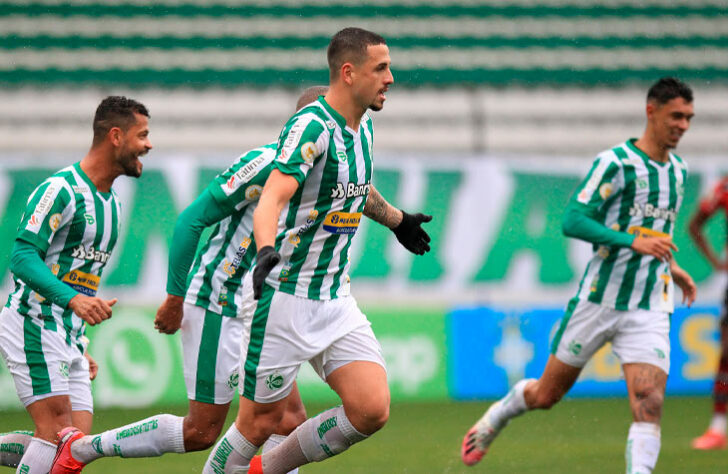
top-left (461, 77), bottom-right (697, 473)
top-left (0, 96), bottom-right (151, 473)
top-left (49, 87), bottom-right (329, 474)
top-left (689, 177), bottom-right (728, 450)
top-left (202, 27), bottom-right (432, 474)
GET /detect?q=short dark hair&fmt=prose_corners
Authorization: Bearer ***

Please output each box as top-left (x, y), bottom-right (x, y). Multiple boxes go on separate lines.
top-left (647, 77), bottom-right (693, 105)
top-left (327, 27), bottom-right (386, 79)
top-left (92, 96), bottom-right (149, 145)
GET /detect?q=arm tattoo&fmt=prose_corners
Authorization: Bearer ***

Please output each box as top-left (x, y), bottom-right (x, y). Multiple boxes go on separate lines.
top-left (363, 186), bottom-right (402, 229)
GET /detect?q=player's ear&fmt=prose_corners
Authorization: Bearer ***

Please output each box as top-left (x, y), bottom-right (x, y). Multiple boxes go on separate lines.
top-left (341, 62), bottom-right (355, 86)
top-left (108, 126), bottom-right (123, 147)
top-left (645, 101), bottom-right (657, 121)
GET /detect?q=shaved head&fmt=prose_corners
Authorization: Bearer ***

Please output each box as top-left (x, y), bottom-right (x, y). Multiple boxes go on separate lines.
top-left (296, 85), bottom-right (329, 111)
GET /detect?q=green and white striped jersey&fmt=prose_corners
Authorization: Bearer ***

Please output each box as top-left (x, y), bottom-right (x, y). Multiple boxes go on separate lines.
top-left (6, 162), bottom-right (121, 344)
top-left (571, 139), bottom-right (687, 313)
top-left (185, 143), bottom-right (275, 317)
top-left (264, 97), bottom-right (373, 300)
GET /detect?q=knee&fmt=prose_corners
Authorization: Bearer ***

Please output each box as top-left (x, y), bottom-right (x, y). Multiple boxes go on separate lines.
top-left (633, 387), bottom-right (664, 422)
top-left (350, 399), bottom-right (389, 435)
top-left (183, 418), bottom-right (224, 451)
top-left (276, 404), bottom-right (308, 436)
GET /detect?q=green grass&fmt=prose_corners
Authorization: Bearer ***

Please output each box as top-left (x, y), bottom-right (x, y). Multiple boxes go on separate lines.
top-left (2, 397), bottom-right (726, 473)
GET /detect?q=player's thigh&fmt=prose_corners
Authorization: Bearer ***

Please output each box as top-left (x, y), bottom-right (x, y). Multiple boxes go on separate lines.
top-left (611, 309), bottom-right (670, 375)
top-left (550, 298), bottom-right (615, 368)
top-left (0, 308), bottom-right (78, 413)
top-left (181, 303), bottom-right (243, 405)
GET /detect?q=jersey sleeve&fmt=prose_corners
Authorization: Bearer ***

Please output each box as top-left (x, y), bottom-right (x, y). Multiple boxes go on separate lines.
top-left (571, 155), bottom-right (623, 214)
top-left (698, 178), bottom-right (728, 216)
top-left (274, 115), bottom-right (328, 184)
top-left (208, 150), bottom-right (275, 214)
top-left (16, 179), bottom-right (74, 254)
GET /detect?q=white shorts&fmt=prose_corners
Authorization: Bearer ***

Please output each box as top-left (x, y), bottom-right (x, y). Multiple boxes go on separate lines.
top-left (239, 274), bottom-right (386, 403)
top-left (551, 298), bottom-right (671, 374)
top-left (0, 307), bottom-right (93, 412)
top-left (181, 303), bottom-right (243, 404)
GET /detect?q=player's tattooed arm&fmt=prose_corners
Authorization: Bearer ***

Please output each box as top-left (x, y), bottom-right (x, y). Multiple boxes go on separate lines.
top-left (363, 185), bottom-right (402, 229)
top-left (364, 186), bottom-right (433, 255)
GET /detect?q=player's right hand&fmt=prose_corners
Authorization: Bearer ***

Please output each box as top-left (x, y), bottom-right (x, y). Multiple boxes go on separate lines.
top-left (253, 245), bottom-right (280, 300)
top-left (154, 294), bottom-right (185, 334)
top-left (631, 235), bottom-right (678, 262)
top-left (68, 295), bottom-right (117, 326)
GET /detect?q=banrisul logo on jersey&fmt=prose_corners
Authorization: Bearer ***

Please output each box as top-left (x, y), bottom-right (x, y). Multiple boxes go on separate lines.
top-left (330, 182), bottom-right (370, 199)
top-left (71, 245), bottom-right (111, 263)
top-left (323, 212), bottom-right (362, 234)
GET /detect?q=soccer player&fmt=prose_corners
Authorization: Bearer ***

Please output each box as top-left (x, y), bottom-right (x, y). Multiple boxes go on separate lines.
top-left (461, 77), bottom-right (697, 473)
top-left (0, 96), bottom-right (151, 473)
top-left (49, 87), bottom-right (330, 474)
top-left (688, 178), bottom-right (728, 450)
top-left (201, 27), bottom-right (432, 474)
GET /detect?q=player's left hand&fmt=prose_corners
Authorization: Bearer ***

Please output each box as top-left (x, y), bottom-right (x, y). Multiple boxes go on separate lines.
top-left (392, 210), bottom-right (432, 255)
top-left (85, 352), bottom-right (98, 380)
top-left (671, 264), bottom-right (697, 307)
top-left (154, 294), bottom-right (185, 334)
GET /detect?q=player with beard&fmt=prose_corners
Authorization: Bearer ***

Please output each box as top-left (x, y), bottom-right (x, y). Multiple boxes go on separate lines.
top-left (0, 96), bottom-right (151, 473)
top-left (202, 27), bottom-right (432, 474)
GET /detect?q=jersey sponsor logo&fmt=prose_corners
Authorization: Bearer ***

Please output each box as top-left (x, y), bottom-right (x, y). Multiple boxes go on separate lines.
top-left (222, 237), bottom-right (252, 277)
top-left (301, 141), bottom-right (317, 163)
top-left (226, 175), bottom-right (237, 190)
top-left (287, 210), bottom-right (319, 248)
top-left (628, 203), bottom-right (676, 223)
top-left (34, 185), bottom-right (57, 216)
top-left (49, 213), bottom-right (62, 231)
top-left (28, 214), bottom-right (40, 227)
top-left (245, 185), bottom-right (263, 201)
top-left (323, 211), bottom-right (362, 234)
top-left (232, 155), bottom-right (268, 187)
top-left (627, 226), bottom-right (670, 239)
top-left (72, 185), bottom-right (89, 194)
top-left (62, 269), bottom-right (100, 296)
top-left (71, 244), bottom-right (112, 264)
top-left (330, 182), bottom-right (370, 200)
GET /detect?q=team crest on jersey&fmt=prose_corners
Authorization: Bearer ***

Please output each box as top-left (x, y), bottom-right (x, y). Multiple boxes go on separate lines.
top-left (599, 183), bottom-right (613, 200)
top-left (301, 142), bottom-right (317, 164)
top-left (336, 151), bottom-right (348, 163)
top-left (245, 185), bottom-right (263, 201)
top-left (636, 178), bottom-right (648, 189)
top-left (326, 120), bottom-right (336, 130)
top-left (265, 373), bottom-right (284, 390)
top-left (49, 213), bottom-right (62, 231)
top-left (278, 266), bottom-right (291, 282)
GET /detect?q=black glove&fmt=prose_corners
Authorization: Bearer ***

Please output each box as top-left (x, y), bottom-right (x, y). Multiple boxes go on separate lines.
top-left (252, 245), bottom-right (281, 299)
top-left (392, 211), bottom-right (432, 255)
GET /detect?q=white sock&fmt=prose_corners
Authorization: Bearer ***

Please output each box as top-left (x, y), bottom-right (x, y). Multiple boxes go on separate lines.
top-left (488, 378), bottom-right (533, 429)
top-left (262, 434), bottom-right (298, 474)
top-left (626, 422), bottom-right (661, 474)
top-left (15, 437), bottom-right (55, 474)
top-left (71, 414), bottom-right (185, 463)
top-left (262, 406), bottom-right (367, 474)
top-left (0, 430), bottom-right (32, 468)
top-left (203, 423), bottom-right (258, 474)
top-left (709, 413), bottom-right (727, 434)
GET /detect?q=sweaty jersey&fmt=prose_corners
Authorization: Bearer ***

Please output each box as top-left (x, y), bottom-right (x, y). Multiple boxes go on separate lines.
top-left (264, 97), bottom-right (373, 300)
top-left (184, 144), bottom-right (275, 317)
top-left (6, 162), bottom-right (121, 344)
top-left (570, 139), bottom-right (687, 313)
top-left (698, 176), bottom-right (728, 223)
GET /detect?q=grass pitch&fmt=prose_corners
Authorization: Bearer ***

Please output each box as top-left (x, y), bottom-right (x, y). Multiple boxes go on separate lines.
top-left (2, 397), bottom-right (725, 473)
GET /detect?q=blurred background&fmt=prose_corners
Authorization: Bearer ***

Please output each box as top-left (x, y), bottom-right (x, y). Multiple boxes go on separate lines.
top-left (1, 1), bottom-right (728, 471)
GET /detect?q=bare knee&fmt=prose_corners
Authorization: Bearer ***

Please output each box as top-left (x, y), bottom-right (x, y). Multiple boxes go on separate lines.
top-left (632, 387), bottom-right (664, 423)
top-left (525, 381), bottom-right (564, 410)
top-left (275, 403), bottom-right (307, 436)
top-left (183, 417), bottom-right (224, 451)
top-left (346, 398), bottom-right (389, 436)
